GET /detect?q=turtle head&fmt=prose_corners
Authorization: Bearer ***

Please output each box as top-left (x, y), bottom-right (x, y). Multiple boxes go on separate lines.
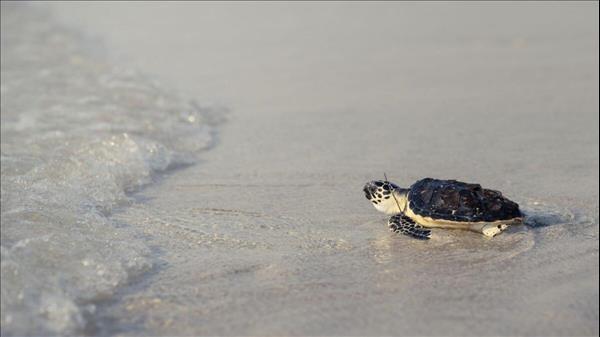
top-left (363, 180), bottom-right (406, 215)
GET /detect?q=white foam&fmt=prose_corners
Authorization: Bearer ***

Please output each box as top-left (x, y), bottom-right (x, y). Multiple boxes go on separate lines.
top-left (0, 5), bottom-right (222, 335)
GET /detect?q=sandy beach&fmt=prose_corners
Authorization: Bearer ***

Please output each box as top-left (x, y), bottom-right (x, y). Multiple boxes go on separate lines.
top-left (2, 2), bottom-right (599, 336)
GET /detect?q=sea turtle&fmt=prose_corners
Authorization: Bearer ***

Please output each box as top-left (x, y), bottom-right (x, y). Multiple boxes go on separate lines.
top-left (363, 178), bottom-right (522, 239)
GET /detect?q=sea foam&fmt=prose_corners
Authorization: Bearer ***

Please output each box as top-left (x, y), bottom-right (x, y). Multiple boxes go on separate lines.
top-left (0, 5), bottom-right (222, 335)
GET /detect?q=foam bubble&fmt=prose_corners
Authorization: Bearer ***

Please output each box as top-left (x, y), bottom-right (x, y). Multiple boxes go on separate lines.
top-left (1, 5), bottom-right (222, 335)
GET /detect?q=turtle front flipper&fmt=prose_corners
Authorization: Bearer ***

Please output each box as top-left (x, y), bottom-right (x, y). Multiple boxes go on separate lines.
top-left (388, 215), bottom-right (431, 240)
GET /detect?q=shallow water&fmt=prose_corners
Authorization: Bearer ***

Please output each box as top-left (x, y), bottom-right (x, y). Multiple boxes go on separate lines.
top-left (1, 5), bottom-right (220, 335)
top-left (2, 3), bottom-right (599, 336)
top-left (102, 181), bottom-right (597, 336)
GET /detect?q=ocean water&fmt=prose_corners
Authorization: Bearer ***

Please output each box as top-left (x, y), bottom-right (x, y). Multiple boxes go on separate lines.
top-left (0, 5), bottom-right (221, 335)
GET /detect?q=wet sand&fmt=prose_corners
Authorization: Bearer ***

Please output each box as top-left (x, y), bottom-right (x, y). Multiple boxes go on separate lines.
top-left (52, 3), bottom-right (599, 336)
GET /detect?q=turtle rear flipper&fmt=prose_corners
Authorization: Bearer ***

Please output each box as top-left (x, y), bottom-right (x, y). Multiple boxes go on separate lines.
top-left (388, 215), bottom-right (431, 240)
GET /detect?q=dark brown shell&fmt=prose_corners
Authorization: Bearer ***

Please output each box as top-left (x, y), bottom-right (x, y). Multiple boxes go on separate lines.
top-left (408, 178), bottom-right (521, 222)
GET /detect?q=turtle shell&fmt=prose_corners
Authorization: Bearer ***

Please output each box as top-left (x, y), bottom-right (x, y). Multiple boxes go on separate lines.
top-left (407, 178), bottom-right (521, 222)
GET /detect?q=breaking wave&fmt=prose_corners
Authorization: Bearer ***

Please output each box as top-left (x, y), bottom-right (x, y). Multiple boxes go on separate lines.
top-left (0, 4), bottom-right (223, 335)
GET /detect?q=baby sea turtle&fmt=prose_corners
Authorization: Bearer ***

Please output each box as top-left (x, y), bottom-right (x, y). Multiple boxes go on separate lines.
top-left (363, 178), bottom-right (522, 239)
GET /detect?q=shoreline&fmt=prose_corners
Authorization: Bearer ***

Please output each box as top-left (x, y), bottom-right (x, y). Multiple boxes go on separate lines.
top-left (0, 5), bottom-right (225, 335)
top-left (3, 2), bottom-right (599, 335)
